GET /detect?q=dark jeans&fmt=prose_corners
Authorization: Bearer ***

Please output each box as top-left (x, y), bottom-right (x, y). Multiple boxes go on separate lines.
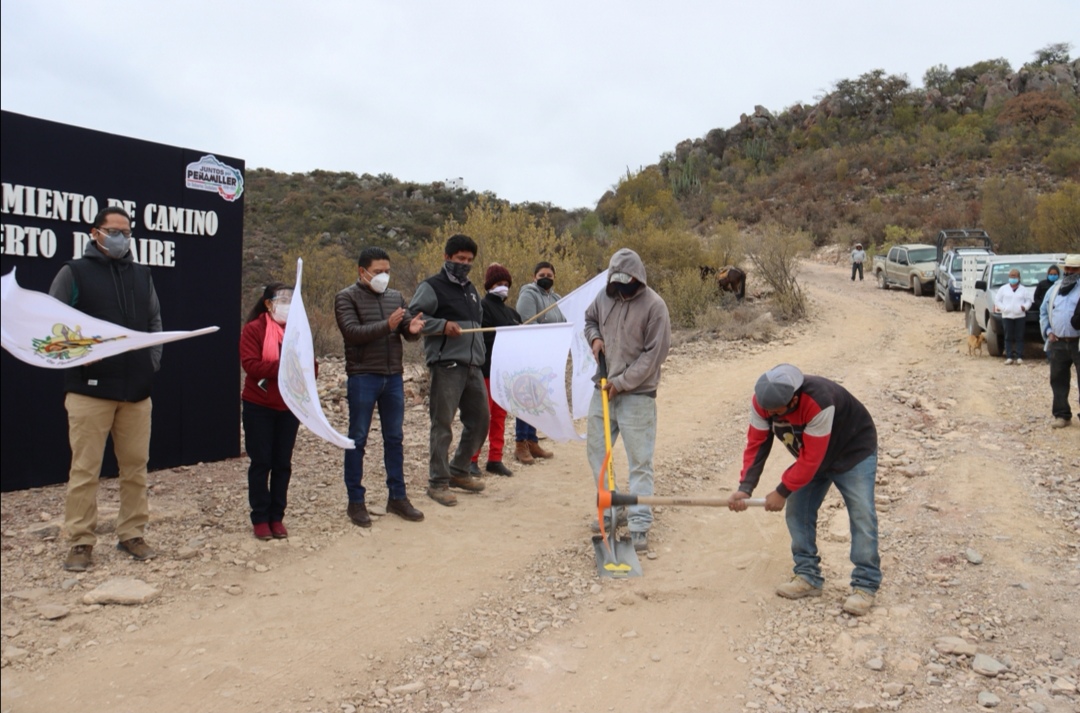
top-left (242, 400), bottom-right (300, 524)
top-left (851, 262), bottom-right (864, 281)
top-left (1049, 338), bottom-right (1080, 420)
top-left (344, 373), bottom-right (406, 503)
top-left (428, 364), bottom-right (489, 486)
top-left (515, 417), bottom-right (537, 442)
top-left (1002, 317), bottom-right (1025, 360)
top-left (786, 453), bottom-right (881, 593)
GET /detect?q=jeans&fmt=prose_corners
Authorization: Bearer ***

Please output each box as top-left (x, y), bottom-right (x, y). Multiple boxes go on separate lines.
top-left (1049, 338), bottom-right (1080, 420)
top-left (428, 364), bottom-right (489, 486)
top-left (473, 378), bottom-right (508, 464)
top-left (344, 373), bottom-right (406, 503)
top-left (1002, 317), bottom-right (1025, 360)
top-left (242, 400), bottom-right (299, 525)
top-left (63, 393), bottom-right (152, 546)
top-left (851, 262), bottom-right (864, 281)
top-left (587, 390), bottom-right (657, 533)
top-left (785, 452), bottom-right (881, 594)
top-left (515, 417), bottom-right (537, 443)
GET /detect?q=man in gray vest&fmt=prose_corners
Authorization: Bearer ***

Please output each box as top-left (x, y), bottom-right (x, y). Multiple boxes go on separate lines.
top-left (49, 207), bottom-right (161, 571)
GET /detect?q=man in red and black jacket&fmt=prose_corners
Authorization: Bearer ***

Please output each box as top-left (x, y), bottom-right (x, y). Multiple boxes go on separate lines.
top-left (728, 364), bottom-right (881, 616)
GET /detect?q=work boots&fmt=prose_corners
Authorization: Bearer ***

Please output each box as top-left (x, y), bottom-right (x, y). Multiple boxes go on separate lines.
top-left (347, 502), bottom-right (372, 528)
top-left (514, 440), bottom-right (534, 464)
top-left (527, 440), bottom-right (553, 459)
top-left (387, 498), bottom-right (425, 522)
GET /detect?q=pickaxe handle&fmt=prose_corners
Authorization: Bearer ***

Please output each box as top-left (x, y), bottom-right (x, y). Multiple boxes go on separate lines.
top-left (606, 492), bottom-right (766, 508)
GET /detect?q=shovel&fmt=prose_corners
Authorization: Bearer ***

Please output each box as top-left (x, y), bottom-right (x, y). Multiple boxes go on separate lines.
top-left (591, 353), bottom-right (643, 579)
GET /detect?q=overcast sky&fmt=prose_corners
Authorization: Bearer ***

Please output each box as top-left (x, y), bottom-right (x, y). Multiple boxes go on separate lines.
top-left (1, 1), bottom-right (1076, 210)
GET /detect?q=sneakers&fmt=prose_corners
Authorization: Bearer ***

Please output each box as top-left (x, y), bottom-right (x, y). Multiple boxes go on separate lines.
top-left (843, 588), bottom-right (876, 616)
top-left (514, 440), bottom-right (535, 464)
top-left (63, 544), bottom-right (93, 571)
top-left (253, 523), bottom-right (273, 541)
top-left (269, 521), bottom-right (288, 539)
top-left (1003, 358), bottom-right (1014, 365)
top-left (468, 461), bottom-right (482, 476)
top-left (485, 460), bottom-right (513, 476)
top-left (427, 485), bottom-right (458, 507)
top-left (117, 537), bottom-right (157, 561)
top-left (775, 576), bottom-right (822, 599)
top-left (590, 508), bottom-right (628, 533)
top-left (1015, 358), bottom-right (1023, 365)
top-left (630, 531), bottom-right (649, 552)
top-left (387, 498), bottom-right (425, 522)
top-left (527, 440), bottom-right (554, 459)
top-left (347, 502), bottom-right (372, 528)
top-left (1051, 417), bottom-right (1072, 429)
top-left (449, 475), bottom-right (485, 492)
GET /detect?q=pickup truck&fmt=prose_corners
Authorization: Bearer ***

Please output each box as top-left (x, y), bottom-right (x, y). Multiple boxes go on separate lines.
top-left (962, 253), bottom-right (1065, 357)
top-left (935, 247), bottom-right (994, 312)
top-left (872, 244), bottom-right (938, 296)
top-left (933, 229), bottom-right (993, 312)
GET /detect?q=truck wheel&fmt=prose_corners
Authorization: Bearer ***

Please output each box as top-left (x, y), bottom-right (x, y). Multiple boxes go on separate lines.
top-left (913, 278), bottom-right (924, 297)
top-left (965, 307), bottom-right (982, 335)
top-left (944, 295), bottom-right (956, 312)
top-left (985, 318), bottom-right (1003, 357)
top-left (877, 272), bottom-right (888, 290)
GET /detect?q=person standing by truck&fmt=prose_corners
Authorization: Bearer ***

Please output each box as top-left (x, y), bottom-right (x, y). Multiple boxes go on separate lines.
top-left (1039, 255), bottom-right (1080, 429)
top-left (994, 268), bottom-right (1032, 365)
top-left (850, 243), bottom-right (867, 282)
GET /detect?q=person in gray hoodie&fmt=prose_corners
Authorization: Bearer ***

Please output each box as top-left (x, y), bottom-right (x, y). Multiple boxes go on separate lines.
top-left (514, 261), bottom-right (565, 463)
top-left (584, 248), bottom-right (671, 552)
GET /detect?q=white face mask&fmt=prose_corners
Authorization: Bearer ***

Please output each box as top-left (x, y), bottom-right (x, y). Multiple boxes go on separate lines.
top-left (490, 285), bottom-right (510, 298)
top-left (271, 303), bottom-right (290, 324)
top-left (368, 272), bottom-right (390, 293)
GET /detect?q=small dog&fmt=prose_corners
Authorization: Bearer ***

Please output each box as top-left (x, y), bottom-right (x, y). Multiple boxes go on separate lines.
top-left (967, 332), bottom-right (986, 356)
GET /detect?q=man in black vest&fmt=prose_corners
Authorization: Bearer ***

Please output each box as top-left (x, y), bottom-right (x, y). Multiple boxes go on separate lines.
top-left (48, 207), bottom-right (161, 571)
top-left (408, 234), bottom-right (489, 506)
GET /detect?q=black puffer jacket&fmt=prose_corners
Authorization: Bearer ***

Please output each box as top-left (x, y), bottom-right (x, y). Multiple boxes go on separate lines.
top-left (480, 292), bottom-right (521, 377)
top-left (334, 280), bottom-right (419, 375)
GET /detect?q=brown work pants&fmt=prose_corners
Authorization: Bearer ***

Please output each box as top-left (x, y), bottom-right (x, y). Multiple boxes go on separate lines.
top-left (64, 393), bottom-right (152, 546)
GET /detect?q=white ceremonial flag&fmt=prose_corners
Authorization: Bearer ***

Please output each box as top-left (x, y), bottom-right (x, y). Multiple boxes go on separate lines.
top-left (0, 268), bottom-right (217, 369)
top-left (490, 322), bottom-right (582, 442)
top-left (555, 269), bottom-right (608, 419)
top-left (280, 259), bottom-right (354, 449)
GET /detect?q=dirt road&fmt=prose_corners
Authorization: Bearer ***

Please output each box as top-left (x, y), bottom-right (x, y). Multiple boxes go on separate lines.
top-left (2, 260), bottom-right (1078, 713)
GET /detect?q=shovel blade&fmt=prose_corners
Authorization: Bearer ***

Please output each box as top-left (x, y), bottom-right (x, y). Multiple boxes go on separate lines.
top-left (591, 535), bottom-right (643, 578)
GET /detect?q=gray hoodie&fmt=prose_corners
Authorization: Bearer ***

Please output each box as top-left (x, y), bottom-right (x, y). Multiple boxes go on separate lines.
top-left (516, 282), bottom-right (565, 324)
top-left (583, 248), bottom-right (671, 395)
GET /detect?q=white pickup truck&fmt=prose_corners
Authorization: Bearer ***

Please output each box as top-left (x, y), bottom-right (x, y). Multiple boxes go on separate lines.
top-left (961, 253), bottom-right (1065, 357)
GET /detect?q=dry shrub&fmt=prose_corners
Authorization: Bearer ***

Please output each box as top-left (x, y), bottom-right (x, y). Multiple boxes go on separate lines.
top-left (654, 267), bottom-right (718, 329)
top-left (280, 235), bottom-right (357, 356)
top-left (747, 223), bottom-right (810, 321)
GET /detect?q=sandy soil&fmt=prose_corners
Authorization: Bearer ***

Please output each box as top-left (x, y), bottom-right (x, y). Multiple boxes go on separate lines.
top-left (2, 260), bottom-right (1078, 713)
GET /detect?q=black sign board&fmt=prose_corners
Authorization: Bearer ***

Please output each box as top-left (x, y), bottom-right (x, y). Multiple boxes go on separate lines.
top-left (1, 110), bottom-right (243, 491)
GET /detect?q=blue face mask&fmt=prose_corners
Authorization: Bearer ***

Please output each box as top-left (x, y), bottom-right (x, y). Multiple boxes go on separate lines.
top-left (1048, 274), bottom-right (1059, 283)
top-left (1008, 278), bottom-right (1019, 285)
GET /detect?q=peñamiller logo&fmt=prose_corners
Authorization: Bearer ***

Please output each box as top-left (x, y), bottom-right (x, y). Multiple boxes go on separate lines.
top-left (185, 155), bottom-right (244, 202)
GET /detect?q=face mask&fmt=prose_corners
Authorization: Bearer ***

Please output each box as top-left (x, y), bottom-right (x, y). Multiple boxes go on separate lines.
top-left (1048, 274), bottom-right (1059, 283)
top-left (536, 277), bottom-right (554, 291)
top-left (490, 285), bottom-right (510, 299)
top-left (607, 281), bottom-right (639, 298)
top-left (445, 261), bottom-right (472, 281)
top-left (1008, 277), bottom-right (1019, 285)
top-left (367, 272), bottom-right (390, 293)
top-left (270, 303), bottom-right (290, 324)
top-left (98, 230), bottom-right (130, 259)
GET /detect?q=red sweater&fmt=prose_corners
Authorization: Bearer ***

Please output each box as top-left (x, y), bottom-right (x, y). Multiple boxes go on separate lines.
top-left (239, 314), bottom-right (318, 410)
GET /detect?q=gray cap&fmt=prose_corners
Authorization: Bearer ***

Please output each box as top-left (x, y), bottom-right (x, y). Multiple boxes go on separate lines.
top-left (754, 364), bottom-right (804, 410)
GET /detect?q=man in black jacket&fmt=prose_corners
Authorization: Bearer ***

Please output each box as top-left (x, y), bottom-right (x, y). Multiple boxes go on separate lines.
top-left (335, 247), bottom-right (426, 526)
top-left (408, 234), bottom-right (489, 506)
top-left (48, 207), bottom-right (161, 571)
